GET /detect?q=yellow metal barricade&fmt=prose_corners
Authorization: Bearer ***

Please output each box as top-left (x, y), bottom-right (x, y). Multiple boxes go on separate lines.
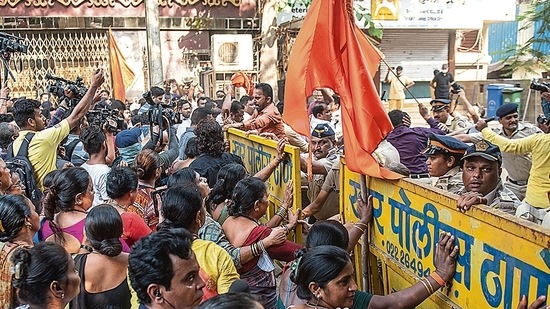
top-left (340, 157), bottom-right (550, 309)
top-left (227, 128), bottom-right (303, 243)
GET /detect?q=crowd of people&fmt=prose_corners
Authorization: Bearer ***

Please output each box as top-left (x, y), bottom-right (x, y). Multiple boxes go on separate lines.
top-left (386, 64), bottom-right (550, 227)
top-left (0, 65), bottom-right (548, 309)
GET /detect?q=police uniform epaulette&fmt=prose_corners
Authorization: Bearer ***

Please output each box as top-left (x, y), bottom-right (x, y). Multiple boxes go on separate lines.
top-left (499, 192), bottom-right (513, 202)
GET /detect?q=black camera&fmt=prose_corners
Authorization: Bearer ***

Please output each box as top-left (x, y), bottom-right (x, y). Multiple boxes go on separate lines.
top-left (0, 32), bottom-right (28, 54)
top-left (142, 90), bottom-right (179, 126)
top-left (86, 108), bottom-right (124, 133)
top-left (46, 73), bottom-right (88, 107)
top-left (537, 114), bottom-right (548, 125)
top-left (530, 81), bottom-right (550, 93)
top-left (451, 83), bottom-right (464, 94)
top-left (0, 32), bottom-right (28, 83)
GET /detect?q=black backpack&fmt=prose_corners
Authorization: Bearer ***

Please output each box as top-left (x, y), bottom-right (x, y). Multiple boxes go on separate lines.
top-left (6, 133), bottom-right (43, 208)
top-left (62, 138), bottom-right (81, 162)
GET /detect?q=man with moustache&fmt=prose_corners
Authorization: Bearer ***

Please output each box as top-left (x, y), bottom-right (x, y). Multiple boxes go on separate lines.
top-left (455, 140), bottom-right (521, 215)
top-left (457, 103), bottom-right (542, 201)
top-left (300, 123), bottom-right (340, 220)
top-left (129, 228), bottom-right (205, 309)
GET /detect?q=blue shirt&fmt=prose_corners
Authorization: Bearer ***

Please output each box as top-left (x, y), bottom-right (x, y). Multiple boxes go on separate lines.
top-left (65, 134), bottom-right (89, 166)
top-left (178, 127), bottom-right (196, 160)
top-left (138, 103), bottom-right (152, 115)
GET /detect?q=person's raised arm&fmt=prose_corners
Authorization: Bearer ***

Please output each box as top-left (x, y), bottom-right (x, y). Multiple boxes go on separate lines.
top-left (66, 69), bottom-right (105, 129)
top-left (368, 232), bottom-right (459, 309)
top-left (319, 88), bottom-right (334, 105)
top-left (345, 196), bottom-right (373, 253)
top-left (266, 181), bottom-right (293, 228)
top-left (0, 84), bottom-right (10, 114)
top-left (103, 126), bottom-right (116, 165)
top-left (384, 69), bottom-right (391, 84)
top-left (254, 138), bottom-right (288, 181)
top-left (221, 84), bottom-right (234, 117)
top-left (456, 90), bottom-right (480, 122)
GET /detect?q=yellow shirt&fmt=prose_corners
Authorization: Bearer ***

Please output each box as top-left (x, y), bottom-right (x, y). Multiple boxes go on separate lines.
top-left (482, 128), bottom-right (550, 208)
top-left (12, 120), bottom-right (70, 191)
top-left (192, 239), bottom-right (240, 294)
top-left (387, 75), bottom-right (413, 100)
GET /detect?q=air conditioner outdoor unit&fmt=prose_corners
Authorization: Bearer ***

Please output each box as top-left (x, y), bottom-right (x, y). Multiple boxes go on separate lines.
top-left (211, 34), bottom-right (254, 71)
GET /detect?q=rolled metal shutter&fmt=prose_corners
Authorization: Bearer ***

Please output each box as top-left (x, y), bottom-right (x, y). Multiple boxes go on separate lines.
top-left (380, 30), bottom-right (450, 81)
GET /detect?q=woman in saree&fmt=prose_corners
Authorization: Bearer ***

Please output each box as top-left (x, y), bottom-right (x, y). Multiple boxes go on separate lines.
top-left (222, 177), bottom-right (301, 309)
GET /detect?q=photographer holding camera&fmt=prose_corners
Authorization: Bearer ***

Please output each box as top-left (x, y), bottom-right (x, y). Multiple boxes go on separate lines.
top-left (138, 86), bottom-right (164, 115)
top-left (535, 82), bottom-right (550, 124)
top-left (11, 69), bottom-right (105, 191)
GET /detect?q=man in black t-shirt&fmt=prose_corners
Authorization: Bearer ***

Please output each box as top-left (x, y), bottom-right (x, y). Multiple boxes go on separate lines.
top-left (431, 64), bottom-right (456, 100)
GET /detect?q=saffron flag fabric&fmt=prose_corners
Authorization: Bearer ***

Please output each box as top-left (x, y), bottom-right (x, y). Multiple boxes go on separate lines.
top-left (109, 29), bottom-right (135, 102)
top-left (283, 0), bottom-right (398, 178)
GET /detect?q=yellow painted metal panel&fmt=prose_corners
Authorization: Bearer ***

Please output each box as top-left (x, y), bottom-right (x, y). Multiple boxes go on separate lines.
top-left (340, 157), bottom-right (550, 309)
top-left (227, 128), bottom-right (303, 242)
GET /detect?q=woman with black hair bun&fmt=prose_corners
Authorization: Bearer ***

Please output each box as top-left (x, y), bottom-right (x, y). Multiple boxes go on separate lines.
top-left (130, 149), bottom-right (162, 231)
top-left (168, 167), bottom-right (211, 198)
top-left (158, 183), bottom-right (239, 302)
top-left (222, 177), bottom-right (302, 309)
top-left (206, 138), bottom-right (288, 227)
top-left (38, 167), bottom-right (94, 254)
top-left (288, 232), bottom-right (459, 309)
top-left (70, 204), bottom-right (132, 308)
top-left (0, 195), bottom-right (40, 307)
top-left (10, 242), bottom-right (81, 308)
top-left (277, 197), bottom-right (372, 308)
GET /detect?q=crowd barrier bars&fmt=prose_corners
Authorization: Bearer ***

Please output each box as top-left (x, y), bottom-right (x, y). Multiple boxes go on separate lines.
top-left (227, 128), bottom-right (303, 243)
top-left (340, 157), bottom-right (550, 309)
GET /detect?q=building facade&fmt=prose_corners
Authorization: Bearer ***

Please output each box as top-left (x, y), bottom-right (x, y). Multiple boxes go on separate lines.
top-left (1, 0), bottom-right (260, 99)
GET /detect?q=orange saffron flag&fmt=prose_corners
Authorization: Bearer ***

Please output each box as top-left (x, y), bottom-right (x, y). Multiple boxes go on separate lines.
top-left (283, 0), bottom-right (399, 179)
top-left (109, 29), bottom-right (135, 102)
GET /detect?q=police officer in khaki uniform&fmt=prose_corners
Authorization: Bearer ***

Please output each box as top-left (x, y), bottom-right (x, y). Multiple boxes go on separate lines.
top-left (423, 133), bottom-right (468, 192)
top-left (455, 140), bottom-right (522, 215)
top-left (430, 99), bottom-right (468, 133)
top-left (462, 103), bottom-right (542, 201)
top-left (299, 123), bottom-right (340, 220)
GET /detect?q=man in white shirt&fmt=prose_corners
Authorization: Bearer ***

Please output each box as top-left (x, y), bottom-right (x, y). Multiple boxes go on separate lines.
top-left (309, 103), bottom-right (335, 132)
top-left (80, 125), bottom-right (115, 207)
top-left (176, 99), bottom-right (193, 140)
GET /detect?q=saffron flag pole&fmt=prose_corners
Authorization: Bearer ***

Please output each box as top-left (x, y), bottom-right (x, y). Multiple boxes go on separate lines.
top-left (109, 28), bottom-right (136, 102)
top-left (283, 0), bottom-right (400, 179)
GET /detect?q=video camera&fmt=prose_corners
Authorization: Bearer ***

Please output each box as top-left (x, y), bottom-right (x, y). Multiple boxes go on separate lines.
top-left (451, 83), bottom-right (464, 94)
top-left (0, 32), bottom-right (28, 83)
top-left (46, 73), bottom-right (88, 107)
top-left (530, 81), bottom-right (550, 93)
top-left (142, 90), bottom-right (180, 126)
top-left (537, 114), bottom-right (548, 125)
top-left (0, 32), bottom-right (28, 54)
top-left (86, 108), bottom-right (124, 134)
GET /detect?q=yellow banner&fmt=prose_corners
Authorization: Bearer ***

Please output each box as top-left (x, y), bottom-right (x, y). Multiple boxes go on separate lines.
top-left (340, 157), bottom-right (550, 309)
top-left (227, 128), bottom-right (303, 241)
